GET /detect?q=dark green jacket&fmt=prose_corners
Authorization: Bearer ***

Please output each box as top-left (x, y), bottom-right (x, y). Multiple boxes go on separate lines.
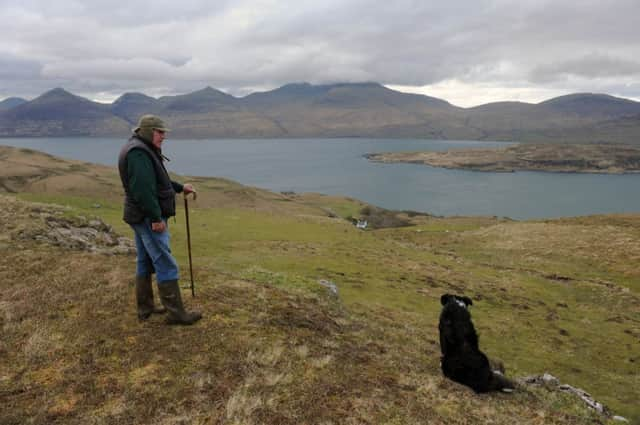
top-left (118, 135), bottom-right (183, 224)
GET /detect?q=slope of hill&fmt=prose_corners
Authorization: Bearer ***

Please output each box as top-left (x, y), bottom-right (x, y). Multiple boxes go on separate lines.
top-left (0, 146), bottom-right (637, 423)
top-left (111, 92), bottom-right (163, 124)
top-left (241, 82), bottom-right (469, 138)
top-left (307, 82), bottom-right (454, 110)
top-left (156, 87), bottom-right (287, 138)
top-left (524, 112), bottom-right (640, 144)
top-left (242, 82), bottom-right (334, 108)
top-left (1, 84), bottom-right (640, 142)
top-left (242, 82), bottom-right (454, 111)
top-left (461, 94), bottom-right (640, 143)
top-left (539, 93), bottom-right (640, 118)
top-left (159, 86), bottom-right (238, 113)
top-left (0, 89), bottom-right (131, 137)
top-left (0, 97), bottom-right (27, 112)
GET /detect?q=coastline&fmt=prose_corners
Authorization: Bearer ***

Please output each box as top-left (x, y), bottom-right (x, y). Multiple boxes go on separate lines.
top-left (366, 143), bottom-right (640, 174)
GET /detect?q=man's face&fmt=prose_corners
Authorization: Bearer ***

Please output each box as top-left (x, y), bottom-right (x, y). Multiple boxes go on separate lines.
top-left (152, 129), bottom-right (165, 149)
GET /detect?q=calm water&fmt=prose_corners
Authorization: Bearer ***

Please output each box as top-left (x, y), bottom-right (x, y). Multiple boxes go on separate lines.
top-left (3, 137), bottom-right (640, 220)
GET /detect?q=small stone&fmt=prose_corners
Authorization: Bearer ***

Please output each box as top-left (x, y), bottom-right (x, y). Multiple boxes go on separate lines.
top-left (541, 373), bottom-right (559, 386)
top-left (112, 246), bottom-right (133, 255)
top-left (88, 220), bottom-right (103, 229)
top-left (117, 237), bottom-right (134, 247)
top-left (80, 228), bottom-right (99, 239)
top-left (318, 279), bottom-right (339, 296)
top-left (100, 233), bottom-right (116, 246)
top-left (56, 228), bottom-right (72, 237)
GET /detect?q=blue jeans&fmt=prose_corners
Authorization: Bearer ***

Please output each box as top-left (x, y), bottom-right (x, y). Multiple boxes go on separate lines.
top-left (130, 218), bottom-right (179, 283)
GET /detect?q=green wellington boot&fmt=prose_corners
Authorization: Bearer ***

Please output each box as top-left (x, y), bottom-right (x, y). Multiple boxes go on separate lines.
top-left (136, 275), bottom-right (166, 320)
top-left (158, 280), bottom-right (202, 325)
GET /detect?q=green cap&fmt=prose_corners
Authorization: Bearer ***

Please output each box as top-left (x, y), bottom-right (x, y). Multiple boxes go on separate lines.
top-left (134, 114), bottom-right (170, 132)
top-left (133, 114), bottom-right (170, 142)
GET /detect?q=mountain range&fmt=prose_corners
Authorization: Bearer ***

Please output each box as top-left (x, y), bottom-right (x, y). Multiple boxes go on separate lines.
top-left (1, 82), bottom-right (639, 143)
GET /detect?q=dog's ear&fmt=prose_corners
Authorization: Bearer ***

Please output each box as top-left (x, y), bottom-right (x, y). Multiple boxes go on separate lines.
top-left (441, 294), bottom-right (452, 306)
top-left (461, 296), bottom-right (473, 306)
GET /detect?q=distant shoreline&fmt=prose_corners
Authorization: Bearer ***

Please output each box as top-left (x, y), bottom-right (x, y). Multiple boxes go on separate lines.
top-left (366, 143), bottom-right (640, 174)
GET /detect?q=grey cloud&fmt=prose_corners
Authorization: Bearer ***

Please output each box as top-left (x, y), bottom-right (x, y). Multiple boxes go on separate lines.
top-left (531, 54), bottom-right (640, 83)
top-left (162, 56), bottom-right (192, 67)
top-left (0, 55), bottom-right (42, 80)
top-left (1, 0), bottom-right (640, 101)
top-left (1, 0), bottom-right (236, 26)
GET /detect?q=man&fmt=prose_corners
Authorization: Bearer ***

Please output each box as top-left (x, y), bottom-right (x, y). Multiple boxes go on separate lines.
top-left (118, 115), bottom-right (202, 325)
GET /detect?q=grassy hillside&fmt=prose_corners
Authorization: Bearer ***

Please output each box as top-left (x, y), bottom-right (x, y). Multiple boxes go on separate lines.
top-left (0, 146), bottom-right (638, 424)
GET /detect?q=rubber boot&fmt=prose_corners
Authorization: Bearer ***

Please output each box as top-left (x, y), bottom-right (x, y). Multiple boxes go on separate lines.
top-left (158, 280), bottom-right (202, 325)
top-left (136, 275), bottom-right (166, 320)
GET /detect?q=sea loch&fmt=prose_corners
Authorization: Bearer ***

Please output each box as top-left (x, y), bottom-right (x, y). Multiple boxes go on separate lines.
top-left (2, 137), bottom-right (640, 220)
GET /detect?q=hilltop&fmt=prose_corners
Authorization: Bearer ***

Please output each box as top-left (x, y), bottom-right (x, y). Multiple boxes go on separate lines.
top-left (0, 146), bottom-right (638, 424)
top-left (0, 97), bottom-right (27, 112)
top-left (1, 84), bottom-right (639, 142)
top-left (0, 88), bottom-right (130, 137)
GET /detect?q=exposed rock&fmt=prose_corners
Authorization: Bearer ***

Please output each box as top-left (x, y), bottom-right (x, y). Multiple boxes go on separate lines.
top-left (1, 195), bottom-right (134, 255)
top-left (520, 373), bottom-right (627, 421)
top-left (318, 279), bottom-right (339, 296)
top-left (558, 383), bottom-right (608, 415)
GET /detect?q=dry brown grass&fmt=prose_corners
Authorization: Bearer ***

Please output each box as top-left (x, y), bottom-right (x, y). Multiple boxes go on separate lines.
top-left (457, 218), bottom-right (640, 286)
top-left (0, 234), bottom-right (611, 424)
top-left (0, 146), bottom-right (121, 199)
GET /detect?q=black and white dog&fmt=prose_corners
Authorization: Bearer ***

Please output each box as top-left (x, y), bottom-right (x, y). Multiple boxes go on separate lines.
top-left (438, 293), bottom-right (514, 393)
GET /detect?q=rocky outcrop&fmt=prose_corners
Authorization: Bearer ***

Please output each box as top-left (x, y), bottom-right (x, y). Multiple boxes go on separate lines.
top-left (520, 373), bottom-right (628, 422)
top-left (1, 195), bottom-right (134, 255)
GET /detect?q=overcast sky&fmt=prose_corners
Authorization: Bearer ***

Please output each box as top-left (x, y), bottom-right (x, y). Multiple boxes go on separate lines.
top-left (1, 0), bottom-right (639, 107)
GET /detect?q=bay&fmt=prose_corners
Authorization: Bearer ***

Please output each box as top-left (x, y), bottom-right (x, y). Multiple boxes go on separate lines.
top-left (2, 137), bottom-right (640, 220)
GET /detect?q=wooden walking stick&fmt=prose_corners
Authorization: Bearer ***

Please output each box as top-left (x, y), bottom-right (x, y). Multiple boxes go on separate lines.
top-left (184, 191), bottom-right (196, 297)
